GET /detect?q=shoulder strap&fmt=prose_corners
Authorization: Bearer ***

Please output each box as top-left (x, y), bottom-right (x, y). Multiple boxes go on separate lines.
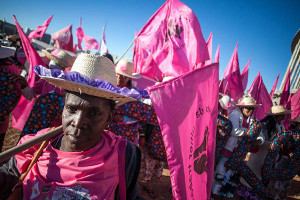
top-left (118, 139), bottom-right (127, 200)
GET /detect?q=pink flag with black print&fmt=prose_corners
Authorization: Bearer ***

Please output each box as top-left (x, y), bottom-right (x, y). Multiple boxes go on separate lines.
top-left (241, 58), bottom-right (251, 91)
top-left (223, 43), bottom-right (243, 102)
top-left (12, 15), bottom-right (45, 130)
top-left (28, 15), bottom-right (53, 40)
top-left (270, 73), bottom-right (280, 99)
top-left (84, 35), bottom-right (100, 50)
top-left (76, 17), bottom-right (85, 51)
top-left (51, 25), bottom-right (74, 52)
top-left (291, 88), bottom-right (300, 120)
top-left (148, 63), bottom-right (219, 199)
top-left (135, 0), bottom-right (209, 79)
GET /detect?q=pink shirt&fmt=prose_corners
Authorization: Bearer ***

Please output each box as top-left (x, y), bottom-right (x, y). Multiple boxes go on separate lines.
top-left (15, 128), bottom-right (124, 200)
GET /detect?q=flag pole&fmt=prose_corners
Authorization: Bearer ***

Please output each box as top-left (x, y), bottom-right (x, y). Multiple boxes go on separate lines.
top-left (115, 36), bottom-right (137, 65)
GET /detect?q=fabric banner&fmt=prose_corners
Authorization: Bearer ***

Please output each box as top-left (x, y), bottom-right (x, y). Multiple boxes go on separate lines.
top-left (270, 73), bottom-right (280, 99)
top-left (214, 44), bottom-right (220, 63)
top-left (51, 25), bottom-right (74, 52)
top-left (134, 0), bottom-right (209, 80)
top-left (291, 88), bottom-right (300, 120)
top-left (28, 15), bottom-right (53, 40)
top-left (76, 17), bottom-right (85, 51)
top-left (100, 26), bottom-right (109, 55)
top-left (280, 69), bottom-right (290, 106)
top-left (148, 63), bottom-right (219, 199)
top-left (84, 35), bottom-right (100, 50)
top-left (12, 15), bottom-right (45, 130)
top-left (241, 58), bottom-right (251, 92)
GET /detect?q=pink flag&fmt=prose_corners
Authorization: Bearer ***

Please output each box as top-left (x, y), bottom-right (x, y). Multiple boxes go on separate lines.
top-left (214, 44), bottom-right (220, 63)
top-left (205, 32), bottom-right (213, 65)
top-left (148, 63), bottom-right (219, 199)
top-left (248, 72), bottom-right (273, 121)
top-left (134, 0), bottom-right (209, 79)
top-left (12, 15), bottom-right (45, 130)
top-left (100, 26), bottom-right (109, 55)
top-left (270, 74), bottom-right (280, 99)
top-left (282, 94), bottom-right (292, 129)
top-left (291, 88), bottom-right (300, 120)
top-left (241, 58), bottom-right (251, 91)
top-left (84, 35), bottom-right (100, 50)
top-left (28, 15), bottom-right (53, 40)
top-left (280, 69), bottom-right (290, 106)
top-left (223, 43), bottom-right (243, 102)
top-left (51, 25), bottom-right (74, 52)
top-left (76, 17), bottom-right (85, 51)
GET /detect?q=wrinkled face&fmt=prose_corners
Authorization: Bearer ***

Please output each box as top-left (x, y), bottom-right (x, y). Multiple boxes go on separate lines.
top-left (61, 92), bottom-right (113, 152)
top-left (242, 107), bottom-right (255, 118)
top-left (116, 73), bottom-right (131, 88)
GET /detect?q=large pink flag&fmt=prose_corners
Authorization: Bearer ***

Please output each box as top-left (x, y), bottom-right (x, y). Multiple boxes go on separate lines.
top-left (76, 17), bottom-right (85, 51)
top-left (241, 58), bottom-right (251, 92)
top-left (84, 35), bottom-right (100, 50)
top-left (205, 32), bottom-right (213, 65)
top-left (270, 73), bottom-right (280, 99)
top-left (51, 25), bottom-right (74, 52)
top-left (12, 15), bottom-right (45, 130)
top-left (148, 63), bottom-right (219, 199)
top-left (280, 69), bottom-right (290, 106)
top-left (134, 0), bottom-right (209, 80)
top-left (223, 43), bottom-right (243, 102)
top-left (248, 72), bottom-right (272, 121)
top-left (214, 44), bottom-right (220, 63)
top-left (291, 88), bottom-right (300, 120)
top-left (28, 15), bottom-right (53, 40)
top-left (100, 26), bottom-right (109, 55)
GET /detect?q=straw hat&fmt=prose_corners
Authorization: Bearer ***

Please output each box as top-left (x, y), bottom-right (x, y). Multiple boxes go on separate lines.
top-left (116, 59), bottom-right (141, 79)
top-left (265, 105), bottom-right (292, 115)
top-left (289, 116), bottom-right (300, 123)
top-left (0, 46), bottom-right (15, 59)
top-left (235, 95), bottom-right (261, 107)
top-left (42, 49), bottom-right (75, 69)
top-left (40, 53), bottom-right (135, 103)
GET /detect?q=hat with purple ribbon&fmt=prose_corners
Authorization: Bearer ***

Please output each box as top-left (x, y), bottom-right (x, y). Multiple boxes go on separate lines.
top-left (34, 53), bottom-right (148, 103)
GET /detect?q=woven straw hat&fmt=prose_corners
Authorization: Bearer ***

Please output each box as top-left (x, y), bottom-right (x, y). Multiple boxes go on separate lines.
top-left (41, 53), bottom-right (135, 103)
top-left (289, 116), bottom-right (300, 123)
top-left (116, 58), bottom-right (141, 79)
top-left (0, 46), bottom-right (15, 59)
top-left (42, 49), bottom-right (75, 69)
top-left (235, 95), bottom-right (261, 107)
top-left (265, 105), bottom-right (292, 115)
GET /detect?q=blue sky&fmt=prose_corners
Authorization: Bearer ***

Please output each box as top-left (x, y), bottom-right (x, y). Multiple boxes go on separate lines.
top-left (1, 0), bottom-right (299, 92)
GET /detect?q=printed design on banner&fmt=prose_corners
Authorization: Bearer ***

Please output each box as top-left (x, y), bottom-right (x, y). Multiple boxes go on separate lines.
top-left (165, 18), bottom-right (183, 42)
top-left (193, 126), bottom-right (208, 175)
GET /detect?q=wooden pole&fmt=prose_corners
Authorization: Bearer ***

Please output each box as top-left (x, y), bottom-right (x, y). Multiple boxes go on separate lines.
top-left (0, 126), bottom-right (63, 163)
top-left (115, 37), bottom-right (137, 65)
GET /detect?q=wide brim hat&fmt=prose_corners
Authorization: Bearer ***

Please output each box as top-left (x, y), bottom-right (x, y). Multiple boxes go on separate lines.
top-left (289, 116), bottom-right (300, 123)
top-left (235, 96), bottom-right (261, 107)
top-left (39, 53), bottom-right (136, 104)
top-left (0, 46), bottom-right (15, 59)
top-left (42, 49), bottom-right (75, 69)
top-left (265, 105), bottom-right (292, 115)
top-left (116, 58), bottom-right (141, 79)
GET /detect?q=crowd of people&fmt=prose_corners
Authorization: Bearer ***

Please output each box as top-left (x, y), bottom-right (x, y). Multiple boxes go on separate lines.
top-left (0, 33), bottom-right (299, 200)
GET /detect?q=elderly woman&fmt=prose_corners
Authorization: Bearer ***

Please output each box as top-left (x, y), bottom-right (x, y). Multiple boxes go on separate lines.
top-left (0, 54), bottom-right (144, 200)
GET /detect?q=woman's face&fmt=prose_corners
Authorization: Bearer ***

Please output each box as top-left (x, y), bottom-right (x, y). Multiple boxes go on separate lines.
top-left (242, 107), bottom-right (254, 118)
top-left (116, 73), bottom-right (131, 88)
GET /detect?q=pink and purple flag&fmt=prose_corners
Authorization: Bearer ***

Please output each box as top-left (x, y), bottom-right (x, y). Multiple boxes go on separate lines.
top-left (223, 43), bottom-right (243, 102)
top-left (148, 63), bottom-right (219, 199)
top-left (12, 15), bottom-right (46, 130)
top-left (270, 73), bottom-right (280, 99)
top-left (241, 58), bottom-right (251, 92)
top-left (279, 70), bottom-right (290, 106)
top-left (28, 15), bottom-right (53, 40)
top-left (134, 0), bottom-right (209, 80)
top-left (100, 26), bottom-right (109, 55)
top-left (76, 17), bottom-right (85, 51)
top-left (51, 25), bottom-right (74, 52)
top-left (248, 72), bottom-right (273, 121)
top-left (291, 88), bottom-right (300, 120)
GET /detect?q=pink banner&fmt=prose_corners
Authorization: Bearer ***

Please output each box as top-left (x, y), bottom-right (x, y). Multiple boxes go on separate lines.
top-left (270, 73), bottom-right (280, 99)
top-left (241, 58), bottom-right (251, 91)
top-left (76, 17), bottom-right (85, 51)
top-left (51, 25), bottom-right (74, 52)
top-left (214, 44), bottom-right (220, 63)
top-left (12, 15), bottom-right (45, 130)
top-left (291, 88), bottom-right (300, 120)
top-left (28, 15), bottom-right (53, 40)
top-left (100, 26), bottom-right (109, 55)
top-left (132, 76), bottom-right (156, 90)
top-left (205, 32), bottom-right (213, 65)
top-left (134, 0), bottom-right (209, 80)
top-left (84, 35), bottom-right (100, 50)
top-left (280, 69), bottom-right (290, 106)
top-left (148, 63), bottom-right (219, 199)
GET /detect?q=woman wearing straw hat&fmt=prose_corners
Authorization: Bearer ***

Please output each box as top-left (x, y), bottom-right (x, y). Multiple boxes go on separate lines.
top-left (0, 45), bottom-right (22, 152)
top-left (0, 53), bottom-right (145, 199)
top-left (10, 49), bottom-right (76, 137)
top-left (212, 94), bottom-right (264, 197)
